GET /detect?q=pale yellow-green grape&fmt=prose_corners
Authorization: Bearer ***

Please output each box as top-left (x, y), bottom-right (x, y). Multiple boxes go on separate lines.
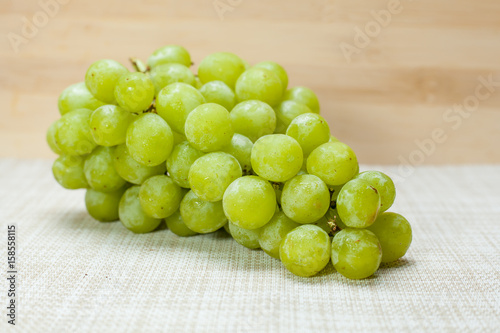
top-left (331, 228), bottom-right (382, 279)
top-left (147, 45), bottom-right (192, 68)
top-left (330, 184), bottom-right (344, 208)
top-left (165, 210), bottom-right (198, 237)
top-left (126, 113), bottom-right (174, 166)
top-left (52, 155), bottom-right (88, 189)
top-left (337, 178), bottom-right (380, 228)
top-left (85, 59), bottom-right (129, 103)
top-left (54, 108), bottom-right (97, 156)
top-left (113, 144), bottom-right (166, 185)
top-left (90, 105), bottom-right (134, 146)
top-left (185, 103), bottom-right (234, 152)
top-left (251, 134), bottom-right (303, 182)
top-left (194, 77), bottom-right (203, 89)
top-left (235, 67), bottom-right (283, 107)
top-left (312, 215), bottom-right (332, 235)
top-left (281, 174), bottom-right (330, 224)
top-left (283, 86), bottom-right (320, 114)
top-left (180, 191), bottom-right (227, 233)
top-left (222, 176), bottom-right (276, 230)
top-left (172, 131), bottom-right (187, 146)
top-left (166, 141), bottom-right (205, 188)
top-left (228, 222), bottom-right (261, 249)
top-left (46, 120), bottom-right (63, 155)
top-left (286, 113), bottom-right (330, 156)
top-left (307, 142), bottom-right (358, 186)
top-left (367, 212), bottom-right (412, 263)
top-left (139, 175), bottom-right (183, 219)
top-left (156, 82), bottom-right (206, 134)
top-left (188, 152), bottom-right (242, 202)
top-left (223, 223), bottom-right (230, 234)
top-left (58, 82), bottom-right (105, 115)
top-left (198, 52), bottom-right (246, 89)
top-left (253, 61), bottom-right (288, 93)
top-left (258, 210), bottom-right (299, 258)
top-left (119, 186), bottom-right (161, 233)
top-left (274, 100), bottom-right (312, 134)
top-left (85, 187), bottom-right (127, 222)
top-left (229, 100), bottom-right (276, 142)
top-left (354, 171), bottom-right (396, 212)
top-left (150, 63), bottom-right (196, 94)
top-left (279, 225), bottom-right (331, 277)
top-left (84, 146), bottom-right (126, 192)
top-left (114, 72), bottom-right (155, 113)
top-left (329, 135), bottom-right (339, 143)
top-left (199, 80), bottom-right (236, 111)
top-left (221, 133), bottom-right (253, 174)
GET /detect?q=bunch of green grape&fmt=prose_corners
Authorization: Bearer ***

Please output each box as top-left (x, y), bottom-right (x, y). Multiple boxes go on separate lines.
top-left (47, 45), bottom-right (412, 280)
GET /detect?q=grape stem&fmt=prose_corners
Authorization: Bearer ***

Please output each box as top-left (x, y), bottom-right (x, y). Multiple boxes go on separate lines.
top-left (327, 216), bottom-right (341, 237)
top-left (129, 57), bottom-right (149, 73)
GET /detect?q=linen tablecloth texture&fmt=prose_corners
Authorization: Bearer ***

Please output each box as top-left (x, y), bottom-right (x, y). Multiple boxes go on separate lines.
top-left (0, 159), bottom-right (498, 333)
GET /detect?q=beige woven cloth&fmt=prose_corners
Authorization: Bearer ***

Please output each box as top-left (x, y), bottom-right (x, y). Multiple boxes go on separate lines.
top-left (0, 159), bottom-right (499, 332)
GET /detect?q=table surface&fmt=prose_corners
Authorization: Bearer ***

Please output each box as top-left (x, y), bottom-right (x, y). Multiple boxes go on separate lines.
top-left (0, 159), bottom-right (499, 332)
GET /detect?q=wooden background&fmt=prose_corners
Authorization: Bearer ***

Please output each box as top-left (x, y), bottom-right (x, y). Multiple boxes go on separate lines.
top-left (1, 0), bottom-right (499, 164)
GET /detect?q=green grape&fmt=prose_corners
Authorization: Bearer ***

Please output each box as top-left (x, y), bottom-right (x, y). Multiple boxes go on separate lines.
top-left (85, 187), bottom-right (126, 222)
top-left (281, 174), bottom-right (330, 224)
top-left (307, 142), bottom-right (358, 186)
top-left (279, 225), bottom-right (331, 277)
top-left (58, 82), bottom-right (105, 115)
top-left (312, 215), bottom-right (332, 235)
top-left (113, 144), bottom-right (166, 185)
top-left (139, 175), bottom-right (183, 219)
top-left (228, 222), bottom-right (261, 249)
top-left (222, 176), bottom-right (276, 230)
top-left (253, 61), bottom-right (288, 93)
top-left (251, 134), bottom-right (303, 182)
top-left (194, 77), bottom-right (203, 89)
top-left (150, 63), bottom-right (196, 94)
top-left (188, 152), bottom-right (242, 202)
top-left (172, 131), bottom-right (187, 146)
top-left (156, 82), bottom-right (205, 134)
top-left (329, 185), bottom-right (344, 208)
top-left (85, 59), bottom-right (129, 103)
top-left (235, 67), bottom-right (283, 106)
top-left (274, 100), bottom-right (312, 134)
top-left (165, 210), bottom-right (198, 237)
top-left (199, 80), bottom-right (236, 111)
top-left (54, 108), bottom-right (96, 156)
top-left (273, 182), bottom-right (284, 206)
top-left (147, 45), bottom-right (191, 68)
top-left (185, 103), bottom-right (233, 152)
top-left (337, 178), bottom-right (380, 228)
top-left (126, 113), bottom-right (174, 166)
top-left (90, 105), bottom-right (134, 146)
top-left (229, 100), bottom-right (276, 142)
top-left (221, 133), bottom-right (253, 174)
top-left (180, 190), bottom-right (227, 233)
top-left (283, 86), bottom-right (320, 114)
top-left (354, 171), bottom-right (396, 212)
top-left (84, 146), bottom-right (126, 192)
top-left (114, 72), bottom-right (155, 113)
top-left (119, 186), bottom-right (161, 233)
top-left (367, 212), bottom-right (412, 263)
top-left (223, 223), bottom-right (230, 234)
top-left (258, 210), bottom-right (299, 258)
top-left (198, 52), bottom-right (246, 89)
top-left (286, 113), bottom-right (330, 156)
top-left (331, 228), bottom-right (382, 279)
top-left (329, 135), bottom-right (339, 143)
top-left (46, 120), bottom-right (63, 155)
top-left (166, 141), bottom-right (205, 188)
top-left (52, 155), bottom-right (88, 189)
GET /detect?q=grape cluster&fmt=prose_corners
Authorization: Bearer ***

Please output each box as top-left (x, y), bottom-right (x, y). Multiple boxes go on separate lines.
top-left (47, 46), bottom-right (412, 280)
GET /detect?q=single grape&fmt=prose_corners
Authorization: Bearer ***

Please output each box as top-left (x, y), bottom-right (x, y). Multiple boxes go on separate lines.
top-left (46, 120), bottom-right (63, 155)
top-left (114, 72), bottom-right (155, 113)
top-left (52, 155), bottom-right (88, 189)
top-left (258, 210), bottom-right (299, 258)
top-left (274, 100), bottom-right (312, 134)
top-left (166, 141), bottom-right (205, 188)
top-left (119, 186), bottom-right (161, 233)
top-left (180, 190), bottom-right (227, 233)
top-left (165, 210), bottom-right (198, 237)
top-left (367, 212), bottom-right (412, 263)
top-left (281, 174), bottom-right (330, 224)
top-left (199, 80), bottom-right (236, 111)
top-left (354, 171), bottom-right (396, 212)
top-left (184, 103), bottom-right (233, 152)
top-left (228, 222), bottom-right (261, 249)
top-left (279, 225), bottom-right (331, 277)
top-left (150, 63), bottom-right (196, 94)
top-left (126, 113), bottom-right (174, 166)
top-left (54, 108), bottom-right (96, 156)
top-left (198, 52), bottom-right (246, 89)
top-left (235, 67), bottom-right (282, 106)
top-left (221, 133), bottom-right (253, 174)
top-left (331, 228), bottom-right (382, 279)
top-left (222, 176), bottom-right (276, 230)
top-left (188, 152), bottom-right (242, 202)
top-left (172, 131), bottom-right (187, 146)
top-left (113, 144), bottom-right (166, 185)
top-left (329, 184), bottom-right (344, 208)
top-left (230, 100), bottom-right (276, 142)
top-left (85, 59), bottom-right (128, 103)
top-left (147, 45), bottom-right (191, 68)
top-left (337, 178), bottom-right (380, 228)
top-left (84, 146), bottom-right (126, 192)
top-left (307, 142), bottom-right (358, 186)
top-left (253, 61), bottom-right (288, 93)
top-left (85, 187), bottom-right (127, 222)
top-left (58, 82), bottom-right (105, 115)
top-left (283, 86), bottom-right (320, 114)
top-left (251, 134), bottom-right (303, 182)
top-left (90, 105), bottom-right (135, 146)
top-left (194, 77), bottom-right (203, 89)
top-left (139, 175), bottom-right (183, 219)
top-left (286, 113), bottom-right (330, 156)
